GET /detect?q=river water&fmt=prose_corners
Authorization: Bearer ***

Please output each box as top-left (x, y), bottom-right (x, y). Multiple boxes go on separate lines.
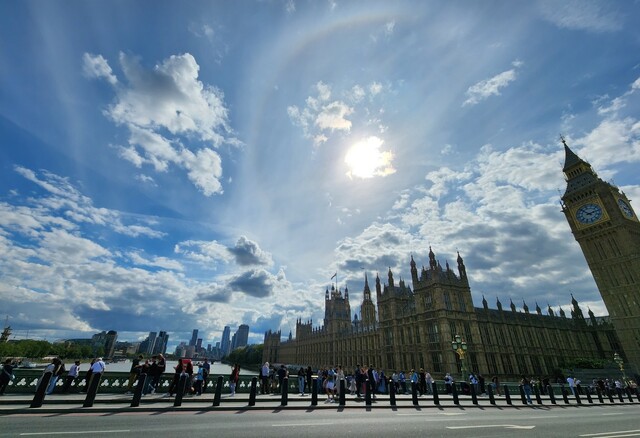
top-left (26, 360), bottom-right (256, 375)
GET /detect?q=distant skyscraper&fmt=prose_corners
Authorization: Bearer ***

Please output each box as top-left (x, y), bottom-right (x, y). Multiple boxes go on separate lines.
top-left (153, 331), bottom-right (169, 355)
top-left (196, 338), bottom-right (202, 350)
top-left (235, 324), bottom-right (249, 349)
top-left (189, 329), bottom-right (198, 347)
top-left (220, 326), bottom-right (231, 356)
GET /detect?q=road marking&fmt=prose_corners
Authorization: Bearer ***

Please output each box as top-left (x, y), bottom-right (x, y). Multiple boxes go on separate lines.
top-left (580, 430), bottom-right (640, 437)
top-left (601, 413), bottom-right (625, 416)
top-left (20, 431), bottom-right (130, 436)
top-left (397, 412), bottom-right (466, 416)
top-left (272, 422), bottom-right (326, 427)
top-left (447, 424), bottom-right (535, 430)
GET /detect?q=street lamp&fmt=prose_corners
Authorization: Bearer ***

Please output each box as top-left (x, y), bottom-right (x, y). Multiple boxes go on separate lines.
top-left (451, 334), bottom-right (468, 381)
top-left (613, 352), bottom-right (626, 381)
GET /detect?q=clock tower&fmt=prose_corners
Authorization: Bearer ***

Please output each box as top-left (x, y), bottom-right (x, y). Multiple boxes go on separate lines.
top-left (561, 138), bottom-right (640, 373)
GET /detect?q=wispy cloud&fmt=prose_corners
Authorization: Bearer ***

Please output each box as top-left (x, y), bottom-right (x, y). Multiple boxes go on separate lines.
top-left (537, 0), bottom-right (622, 33)
top-left (463, 61), bottom-right (522, 107)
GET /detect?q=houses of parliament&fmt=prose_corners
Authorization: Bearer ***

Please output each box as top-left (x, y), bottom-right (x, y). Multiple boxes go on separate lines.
top-left (263, 142), bottom-right (640, 379)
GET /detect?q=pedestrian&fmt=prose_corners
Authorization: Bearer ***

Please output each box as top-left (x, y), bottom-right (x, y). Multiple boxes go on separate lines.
top-left (166, 358), bottom-right (184, 397)
top-left (297, 367), bottom-right (306, 396)
top-left (193, 365), bottom-right (204, 396)
top-left (566, 375), bottom-right (576, 396)
top-left (125, 355), bottom-right (143, 394)
top-left (62, 360), bottom-right (81, 393)
top-left (260, 362), bottom-right (269, 394)
top-left (80, 359), bottom-right (95, 392)
top-left (201, 358), bottom-right (210, 393)
top-left (87, 357), bottom-right (105, 392)
top-left (46, 358), bottom-right (65, 394)
top-left (277, 364), bottom-right (287, 391)
top-left (425, 372), bottom-right (433, 394)
top-left (229, 364), bottom-right (240, 396)
top-left (0, 359), bottom-right (15, 395)
top-left (491, 375), bottom-right (500, 396)
top-left (419, 368), bottom-right (427, 395)
top-left (410, 369), bottom-right (419, 395)
top-left (521, 375), bottom-right (533, 404)
top-left (444, 373), bottom-right (453, 394)
top-left (306, 366), bottom-right (313, 394)
top-left (150, 354), bottom-right (165, 394)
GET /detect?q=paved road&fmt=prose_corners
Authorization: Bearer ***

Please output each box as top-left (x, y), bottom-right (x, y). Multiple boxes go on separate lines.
top-left (1, 404), bottom-right (639, 437)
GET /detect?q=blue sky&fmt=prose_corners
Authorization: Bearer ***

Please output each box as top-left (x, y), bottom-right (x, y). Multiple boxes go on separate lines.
top-left (1, 0), bottom-right (640, 349)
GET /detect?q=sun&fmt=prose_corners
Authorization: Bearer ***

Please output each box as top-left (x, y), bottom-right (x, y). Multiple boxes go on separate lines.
top-left (344, 136), bottom-right (396, 179)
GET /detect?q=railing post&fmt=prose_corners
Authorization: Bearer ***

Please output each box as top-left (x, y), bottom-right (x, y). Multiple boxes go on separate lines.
top-left (83, 372), bottom-right (102, 408)
top-left (547, 385), bottom-right (556, 404)
top-left (575, 388), bottom-right (582, 404)
top-left (311, 377), bottom-right (318, 406)
top-left (519, 385), bottom-right (527, 405)
top-left (411, 382), bottom-right (418, 406)
top-left (213, 375), bottom-right (223, 407)
top-left (365, 379), bottom-right (372, 406)
top-left (30, 371), bottom-right (52, 408)
top-left (503, 385), bottom-right (512, 405)
top-left (617, 387), bottom-right (624, 403)
top-left (389, 378), bottom-right (396, 406)
top-left (281, 377), bottom-right (288, 406)
top-left (487, 382), bottom-right (496, 405)
top-left (173, 374), bottom-right (188, 407)
top-left (606, 387), bottom-right (614, 403)
top-left (452, 382), bottom-right (459, 405)
top-left (339, 379), bottom-right (346, 406)
top-left (470, 382), bottom-right (478, 405)
top-left (534, 384), bottom-right (542, 405)
top-left (249, 377), bottom-right (257, 406)
top-left (596, 387), bottom-right (604, 403)
top-left (627, 388), bottom-right (634, 403)
top-left (585, 389), bottom-right (593, 404)
top-left (561, 387), bottom-right (570, 404)
top-left (432, 381), bottom-right (440, 406)
top-left (130, 373), bottom-right (146, 407)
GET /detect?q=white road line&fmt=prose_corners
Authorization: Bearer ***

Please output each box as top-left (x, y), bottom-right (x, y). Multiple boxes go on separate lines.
top-left (601, 413), bottom-right (625, 416)
top-left (586, 434), bottom-right (640, 438)
top-left (580, 430), bottom-right (640, 437)
top-left (447, 424), bottom-right (535, 430)
top-left (272, 422), bottom-right (326, 427)
top-left (20, 431), bottom-right (130, 436)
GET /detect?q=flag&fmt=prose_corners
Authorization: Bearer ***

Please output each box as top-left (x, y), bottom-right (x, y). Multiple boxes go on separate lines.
top-left (331, 272), bottom-right (336, 280)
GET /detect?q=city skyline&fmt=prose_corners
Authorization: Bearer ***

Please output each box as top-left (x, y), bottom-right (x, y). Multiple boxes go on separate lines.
top-left (1, 1), bottom-right (640, 346)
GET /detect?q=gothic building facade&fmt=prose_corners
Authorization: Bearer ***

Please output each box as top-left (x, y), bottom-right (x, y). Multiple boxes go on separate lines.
top-left (263, 144), bottom-right (631, 379)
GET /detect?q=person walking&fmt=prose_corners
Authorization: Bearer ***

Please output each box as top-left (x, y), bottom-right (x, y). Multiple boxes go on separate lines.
top-left (0, 359), bottom-right (15, 395)
top-left (521, 375), bottom-right (533, 404)
top-left (297, 367), bottom-right (306, 396)
top-left (229, 364), bottom-right (240, 396)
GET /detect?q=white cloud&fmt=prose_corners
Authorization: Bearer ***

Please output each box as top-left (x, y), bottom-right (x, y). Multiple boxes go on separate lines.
top-left (315, 101), bottom-right (354, 131)
top-left (129, 251), bottom-right (184, 271)
top-left (463, 65), bottom-right (519, 107)
top-left (85, 52), bottom-right (238, 196)
top-left (82, 53), bottom-right (117, 85)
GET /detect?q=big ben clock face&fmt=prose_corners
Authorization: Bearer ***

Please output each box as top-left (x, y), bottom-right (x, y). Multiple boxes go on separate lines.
top-left (618, 199), bottom-right (634, 218)
top-left (576, 203), bottom-right (603, 224)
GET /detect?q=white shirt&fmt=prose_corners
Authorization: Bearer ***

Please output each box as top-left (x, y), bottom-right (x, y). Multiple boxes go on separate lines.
top-left (91, 360), bottom-right (105, 374)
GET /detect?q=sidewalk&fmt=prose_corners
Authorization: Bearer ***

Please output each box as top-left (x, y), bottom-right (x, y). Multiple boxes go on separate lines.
top-left (1, 392), bottom-right (638, 415)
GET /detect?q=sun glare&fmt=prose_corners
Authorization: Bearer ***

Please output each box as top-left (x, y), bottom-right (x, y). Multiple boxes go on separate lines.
top-left (344, 136), bottom-right (396, 179)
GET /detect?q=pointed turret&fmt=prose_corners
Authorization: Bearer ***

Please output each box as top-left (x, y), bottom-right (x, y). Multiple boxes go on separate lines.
top-left (559, 306), bottom-right (566, 318)
top-left (588, 307), bottom-right (597, 325)
top-left (325, 287), bottom-right (329, 300)
top-left (535, 302), bottom-right (542, 315)
top-left (344, 285), bottom-right (349, 300)
top-left (375, 273), bottom-right (382, 300)
top-left (410, 255), bottom-right (418, 283)
top-left (510, 299), bottom-right (517, 312)
top-left (496, 297), bottom-right (503, 312)
top-left (523, 300), bottom-right (529, 314)
top-left (388, 267), bottom-right (395, 291)
top-left (482, 295), bottom-right (488, 310)
top-left (429, 246), bottom-right (437, 270)
top-left (457, 251), bottom-right (467, 278)
top-left (561, 137), bottom-right (598, 196)
top-left (548, 303), bottom-right (555, 317)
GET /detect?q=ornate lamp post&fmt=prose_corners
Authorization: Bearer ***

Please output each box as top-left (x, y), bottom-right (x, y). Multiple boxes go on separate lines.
top-left (613, 352), bottom-right (626, 381)
top-left (451, 334), bottom-right (468, 381)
